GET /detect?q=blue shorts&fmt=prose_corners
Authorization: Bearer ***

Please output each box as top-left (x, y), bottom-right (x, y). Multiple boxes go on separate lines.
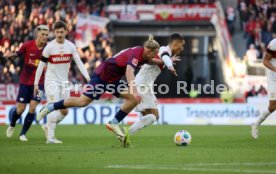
top-left (16, 84), bottom-right (44, 103)
top-left (83, 74), bottom-right (128, 100)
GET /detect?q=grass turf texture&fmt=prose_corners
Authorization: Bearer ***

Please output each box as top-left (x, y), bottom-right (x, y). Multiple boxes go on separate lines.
top-left (0, 125), bottom-right (276, 174)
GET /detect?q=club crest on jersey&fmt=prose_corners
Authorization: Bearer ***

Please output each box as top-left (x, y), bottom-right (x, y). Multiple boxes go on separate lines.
top-left (132, 58), bottom-right (138, 67)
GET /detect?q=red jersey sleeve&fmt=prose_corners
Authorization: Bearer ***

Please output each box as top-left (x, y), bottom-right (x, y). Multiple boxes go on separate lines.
top-left (16, 42), bottom-right (28, 57)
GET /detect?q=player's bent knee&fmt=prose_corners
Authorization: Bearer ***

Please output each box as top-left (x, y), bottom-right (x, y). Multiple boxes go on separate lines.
top-left (29, 104), bottom-right (38, 113)
top-left (16, 104), bottom-right (26, 115)
top-left (60, 109), bottom-right (68, 116)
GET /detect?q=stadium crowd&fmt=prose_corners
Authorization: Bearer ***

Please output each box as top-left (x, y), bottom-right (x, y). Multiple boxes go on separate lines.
top-left (0, 0), bottom-right (215, 84)
top-left (238, 0), bottom-right (276, 61)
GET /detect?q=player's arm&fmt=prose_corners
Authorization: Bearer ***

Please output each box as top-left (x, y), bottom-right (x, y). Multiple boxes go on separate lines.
top-left (126, 65), bottom-right (141, 102)
top-left (4, 42), bottom-right (27, 59)
top-left (263, 51), bottom-right (276, 72)
top-left (5, 53), bottom-right (19, 59)
top-left (33, 57), bottom-right (47, 96)
top-left (34, 45), bottom-right (49, 96)
top-left (72, 46), bottom-right (91, 82)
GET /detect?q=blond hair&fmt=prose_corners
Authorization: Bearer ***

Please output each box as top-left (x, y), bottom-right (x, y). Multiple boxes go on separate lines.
top-left (144, 34), bottom-right (160, 50)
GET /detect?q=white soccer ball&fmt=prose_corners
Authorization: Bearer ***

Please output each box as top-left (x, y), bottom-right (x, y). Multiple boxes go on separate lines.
top-left (174, 130), bottom-right (192, 146)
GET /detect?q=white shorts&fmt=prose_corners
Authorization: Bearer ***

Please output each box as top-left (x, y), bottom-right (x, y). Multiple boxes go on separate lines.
top-left (45, 82), bottom-right (70, 103)
top-left (268, 80), bottom-right (276, 100)
top-left (136, 85), bottom-right (158, 112)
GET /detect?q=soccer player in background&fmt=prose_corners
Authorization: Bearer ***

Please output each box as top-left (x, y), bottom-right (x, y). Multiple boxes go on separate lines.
top-left (36, 35), bottom-right (161, 144)
top-left (120, 33), bottom-right (185, 146)
top-left (5, 25), bottom-right (49, 141)
top-left (252, 37), bottom-right (276, 139)
top-left (34, 21), bottom-right (90, 144)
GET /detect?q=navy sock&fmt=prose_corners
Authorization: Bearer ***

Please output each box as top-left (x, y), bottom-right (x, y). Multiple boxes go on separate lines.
top-left (10, 109), bottom-right (21, 127)
top-left (20, 112), bottom-right (35, 136)
top-left (53, 100), bottom-right (66, 110)
top-left (110, 109), bottom-right (128, 124)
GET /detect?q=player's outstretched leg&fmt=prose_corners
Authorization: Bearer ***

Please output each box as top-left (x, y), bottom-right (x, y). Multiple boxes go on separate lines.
top-left (37, 95), bottom-right (92, 122)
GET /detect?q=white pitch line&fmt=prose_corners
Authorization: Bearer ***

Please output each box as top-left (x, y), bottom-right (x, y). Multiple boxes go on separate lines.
top-left (106, 162), bottom-right (276, 174)
top-left (143, 162), bottom-right (276, 167)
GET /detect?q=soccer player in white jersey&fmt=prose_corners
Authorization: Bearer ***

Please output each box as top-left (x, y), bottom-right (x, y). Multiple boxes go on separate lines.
top-left (251, 38), bottom-right (276, 139)
top-left (34, 21), bottom-right (90, 143)
top-left (123, 33), bottom-right (185, 145)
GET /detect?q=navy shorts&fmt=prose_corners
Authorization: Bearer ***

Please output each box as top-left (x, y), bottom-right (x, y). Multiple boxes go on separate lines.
top-left (83, 74), bottom-right (128, 100)
top-left (16, 84), bottom-right (44, 103)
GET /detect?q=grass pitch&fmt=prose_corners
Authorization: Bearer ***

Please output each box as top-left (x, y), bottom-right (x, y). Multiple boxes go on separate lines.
top-left (0, 125), bottom-right (276, 174)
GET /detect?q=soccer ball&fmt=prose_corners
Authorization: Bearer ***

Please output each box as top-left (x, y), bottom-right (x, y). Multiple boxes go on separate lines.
top-left (174, 130), bottom-right (192, 146)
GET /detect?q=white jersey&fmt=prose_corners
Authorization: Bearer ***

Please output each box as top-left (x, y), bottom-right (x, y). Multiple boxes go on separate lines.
top-left (42, 39), bottom-right (82, 84)
top-left (135, 45), bottom-right (172, 85)
top-left (267, 38), bottom-right (276, 81)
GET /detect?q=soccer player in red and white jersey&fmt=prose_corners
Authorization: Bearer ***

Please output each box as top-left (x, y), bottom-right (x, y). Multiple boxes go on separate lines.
top-left (36, 35), bottom-right (160, 145)
top-left (34, 21), bottom-right (90, 144)
top-left (5, 25), bottom-right (49, 141)
top-left (124, 34), bottom-right (184, 144)
top-left (252, 38), bottom-right (276, 139)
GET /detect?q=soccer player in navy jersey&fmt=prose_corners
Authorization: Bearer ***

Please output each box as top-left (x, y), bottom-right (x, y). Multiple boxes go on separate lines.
top-left (36, 34), bottom-right (161, 143)
top-left (5, 25), bottom-right (49, 141)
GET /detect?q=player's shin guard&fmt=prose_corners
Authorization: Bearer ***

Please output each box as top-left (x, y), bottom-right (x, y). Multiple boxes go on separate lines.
top-left (20, 112), bottom-right (35, 135)
top-left (53, 100), bottom-right (66, 110)
top-left (10, 108), bottom-right (21, 127)
top-left (129, 114), bottom-right (157, 135)
top-left (110, 109), bottom-right (128, 124)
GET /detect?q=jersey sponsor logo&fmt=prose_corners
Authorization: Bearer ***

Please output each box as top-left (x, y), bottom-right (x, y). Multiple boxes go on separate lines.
top-left (132, 58), bottom-right (138, 67)
top-left (48, 54), bottom-right (72, 64)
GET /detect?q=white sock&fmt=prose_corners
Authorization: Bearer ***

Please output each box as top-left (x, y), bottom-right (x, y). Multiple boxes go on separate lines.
top-left (255, 109), bottom-right (272, 126)
top-left (129, 114), bottom-right (157, 135)
top-left (56, 110), bottom-right (66, 123)
top-left (46, 111), bottom-right (58, 139)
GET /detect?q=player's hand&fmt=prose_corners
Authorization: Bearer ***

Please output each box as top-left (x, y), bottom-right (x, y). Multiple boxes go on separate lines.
top-left (171, 55), bottom-right (181, 65)
top-left (4, 53), bottom-right (15, 59)
top-left (168, 66), bottom-right (178, 76)
top-left (34, 85), bottom-right (39, 97)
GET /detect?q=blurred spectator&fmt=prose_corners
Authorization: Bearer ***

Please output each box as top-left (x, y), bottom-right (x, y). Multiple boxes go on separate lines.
top-left (245, 85), bottom-right (258, 99)
top-left (257, 85), bottom-right (267, 97)
top-left (244, 44), bottom-right (260, 65)
top-left (226, 5), bottom-right (236, 36)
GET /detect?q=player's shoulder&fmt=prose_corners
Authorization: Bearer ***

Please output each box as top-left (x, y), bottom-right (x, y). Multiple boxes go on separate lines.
top-left (22, 40), bottom-right (35, 47)
top-left (65, 39), bottom-right (76, 48)
top-left (159, 45), bottom-right (171, 56)
top-left (45, 39), bottom-right (56, 46)
top-left (268, 38), bottom-right (276, 51)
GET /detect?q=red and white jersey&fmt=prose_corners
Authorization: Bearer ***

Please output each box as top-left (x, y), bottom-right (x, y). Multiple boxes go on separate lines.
top-left (42, 39), bottom-right (78, 84)
top-left (267, 38), bottom-right (276, 80)
top-left (135, 45), bottom-right (172, 85)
